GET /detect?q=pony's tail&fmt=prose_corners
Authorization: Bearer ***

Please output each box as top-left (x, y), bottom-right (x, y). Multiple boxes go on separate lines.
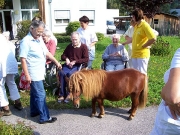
top-left (138, 75), bottom-right (148, 108)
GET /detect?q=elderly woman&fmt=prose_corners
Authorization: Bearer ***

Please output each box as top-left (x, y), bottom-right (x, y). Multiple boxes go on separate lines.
top-left (42, 29), bottom-right (56, 65)
top-left (0, 33), bottom-right (23, 117)
top-left (102, 34), bottom-right (129, 71)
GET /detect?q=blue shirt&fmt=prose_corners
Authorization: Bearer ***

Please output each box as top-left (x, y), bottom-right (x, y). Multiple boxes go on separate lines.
top-left (102, 44), bottom-right (129, 65)
top-left (19, 32), bottom-right (48, 81)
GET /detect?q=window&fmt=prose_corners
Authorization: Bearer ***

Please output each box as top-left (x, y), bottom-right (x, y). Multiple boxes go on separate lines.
top-left (20, 0), bottom-right (39, 20)
top-left (79, 10), bottom-right (95, 24)
top-left (154, 19), bottom-right (159, 24)
top-left (54, 10), bottom-right (70, 24)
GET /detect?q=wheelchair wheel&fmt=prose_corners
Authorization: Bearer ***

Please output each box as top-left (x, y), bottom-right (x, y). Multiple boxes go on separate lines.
top-left (46, 64), bottom-right (57, 88)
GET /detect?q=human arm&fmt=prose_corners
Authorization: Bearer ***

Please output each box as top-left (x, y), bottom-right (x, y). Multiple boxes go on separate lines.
top-left (161, 48), bottom-right (180, 119)
top-left (142, 24), bottom-right (156, 48)
top-left (46, 52), bottom-right (62, 69)
top-left (142, 38), bottom-right (156, 48)
top-left (122, 36), bottom-right (132, 45)
top-left (20, 57), bottom-right (31, 84)
top-left (161, 68), bottom-right (180, 119)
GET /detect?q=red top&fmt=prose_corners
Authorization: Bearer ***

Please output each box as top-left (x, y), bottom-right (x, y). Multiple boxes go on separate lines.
top-left (45, 39), bottom-right (56, 64)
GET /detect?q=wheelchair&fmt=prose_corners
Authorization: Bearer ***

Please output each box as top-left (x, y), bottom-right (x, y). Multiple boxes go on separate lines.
top-left (101, 59), bottom-right (128, 70)
top-left (53, 62), bottom-right (88, 96)
top-left (44, 62), bottom-right (58, 88)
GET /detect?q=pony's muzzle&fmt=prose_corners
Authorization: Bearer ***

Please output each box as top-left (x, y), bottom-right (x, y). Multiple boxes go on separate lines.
top-left (74, 104), bottom-right (79, 108)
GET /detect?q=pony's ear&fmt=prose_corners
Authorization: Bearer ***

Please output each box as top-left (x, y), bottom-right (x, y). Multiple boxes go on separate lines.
top-left (65, 76), bottom-right (69, 83)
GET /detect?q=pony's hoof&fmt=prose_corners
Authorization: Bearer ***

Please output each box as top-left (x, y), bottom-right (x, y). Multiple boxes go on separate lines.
top-left (127, 116), bottom-right (133, 121)
top-left (90, 113), bottom-right (96, 117)
top-left (98, 114), bottom-right (104, 118)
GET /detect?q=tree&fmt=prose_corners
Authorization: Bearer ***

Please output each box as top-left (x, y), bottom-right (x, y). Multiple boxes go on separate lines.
top-left (0, 0), bottom-right (5, 9)
top-left (38, 0), bottom-right (45, 23)
top-left (119, 0), bottom-right (174, 18)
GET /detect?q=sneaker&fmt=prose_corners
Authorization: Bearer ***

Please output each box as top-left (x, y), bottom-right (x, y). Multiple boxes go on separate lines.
top-left (39, 117), bottom-right (57, 124)
top-left (64, 95), bottom-right (71, 103)
top-left (58, 96), bottom-right (64, 103)
top-left (0, 108), bottom-right (12, 116)
top-left (14, 102), bottom-right (23, 110)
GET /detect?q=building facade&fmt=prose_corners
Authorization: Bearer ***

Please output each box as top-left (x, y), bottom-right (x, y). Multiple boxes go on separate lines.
top-left (0, 0), bottom-right (113, 38)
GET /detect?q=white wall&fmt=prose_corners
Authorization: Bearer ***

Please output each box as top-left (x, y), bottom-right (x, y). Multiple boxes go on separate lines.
top-left (45, 0), bottom-right (107, 34)
top-left (106, 9), bottom-right (119, 21)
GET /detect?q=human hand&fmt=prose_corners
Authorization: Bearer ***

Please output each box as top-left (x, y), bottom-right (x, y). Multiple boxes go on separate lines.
top-left (68, 61), bottom-right (76, 68)
top-left (66, 58), bottom-right (70, 65)
top-left (25, 74), bottom-right (31, 84)
top-left (57, 63), bottom-right (62, 70)
top-left (165, 102), bottom-right (180, 120)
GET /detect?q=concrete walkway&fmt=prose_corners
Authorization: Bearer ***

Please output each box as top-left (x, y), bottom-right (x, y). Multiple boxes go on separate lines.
top-left (1, 105), bottom-right (158, 135)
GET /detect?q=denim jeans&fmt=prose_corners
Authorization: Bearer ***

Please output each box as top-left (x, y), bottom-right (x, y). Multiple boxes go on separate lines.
top-left (30, 81), bottom-right (50, 123)
top-left (59, 65), bottom-right (79, 98)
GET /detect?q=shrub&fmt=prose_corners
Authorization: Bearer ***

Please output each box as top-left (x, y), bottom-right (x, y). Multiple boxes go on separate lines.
top-left (151, 36), bottom-right (171, 56)
top-left (54, 32), bottom-right (67, 37)
top-left (65, 21), bottom-right (80, 35)
top-left (16, 20), bottom-right (31, 40)
top-left (0, 119), bottom-right (33, 135)
top-left (56, 35), bottom-right (71, 43)
top-left (96, 32), bottom-right (105, 41)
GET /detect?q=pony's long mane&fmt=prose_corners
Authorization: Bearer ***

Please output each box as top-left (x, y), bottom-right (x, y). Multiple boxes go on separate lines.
top-left (69, 69), bottom-right (107, 100)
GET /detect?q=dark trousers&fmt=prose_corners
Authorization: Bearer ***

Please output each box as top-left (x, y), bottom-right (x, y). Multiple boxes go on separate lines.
top-left (58, 65), bottom-right (80, 98)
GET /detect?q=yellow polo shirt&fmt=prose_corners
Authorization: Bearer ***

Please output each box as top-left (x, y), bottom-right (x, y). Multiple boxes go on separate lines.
top-left (132, 20), bottom-right (155, 58)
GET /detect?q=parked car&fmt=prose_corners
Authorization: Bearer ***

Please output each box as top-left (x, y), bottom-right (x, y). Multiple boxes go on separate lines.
top-left (106, 20), bottom-right (116, 34)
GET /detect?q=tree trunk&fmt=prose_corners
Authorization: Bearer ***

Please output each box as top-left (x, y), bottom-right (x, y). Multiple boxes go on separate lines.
top-left (38, 0), bottom-right (46, 23)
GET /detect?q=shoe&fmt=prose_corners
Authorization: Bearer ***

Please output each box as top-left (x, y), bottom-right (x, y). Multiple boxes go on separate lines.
top-left (64, 95), bottom-right (71, 103)
top-left (30, 113), bottom-right (39, 117)
top-left (19, 89), bottom-right (26, 93)
top-left (0, 108), bottom-right (12, 116)
top-left (58, 96), bottom-right (64, 103)
top-left (39, 117), bottom-right (57, 124)
top-left (14, 102), bottom-right (23, 110)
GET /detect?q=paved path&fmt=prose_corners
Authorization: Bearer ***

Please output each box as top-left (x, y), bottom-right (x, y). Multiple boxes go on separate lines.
top-left (1, 105), bottom-right (158, 135)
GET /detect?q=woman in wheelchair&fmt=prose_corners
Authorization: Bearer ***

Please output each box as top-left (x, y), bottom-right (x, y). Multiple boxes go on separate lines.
top-left (102, 34), bottom-right (129, 71)
top-left (58, 32), bottom-right (89, 103)
top-left (42, 29), bottom-right (57, 87)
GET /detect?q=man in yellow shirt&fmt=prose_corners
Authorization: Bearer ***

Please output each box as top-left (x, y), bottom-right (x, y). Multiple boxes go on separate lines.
top-left (131, 8), bottom-right (156, 75)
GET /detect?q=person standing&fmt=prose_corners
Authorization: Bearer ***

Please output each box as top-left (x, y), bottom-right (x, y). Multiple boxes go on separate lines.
top-left (77, 16), bottom-right (98, 69)
top-left (122, 20), bottom-right (137, 68)
top-left (150, 48), bottom-right (180, 135)
top-left (0, 33), bottom-right (23, 117)
top-left (19, 20), bottom-right (61, 124)
top-left (131, 8), bottom-right (156, 75)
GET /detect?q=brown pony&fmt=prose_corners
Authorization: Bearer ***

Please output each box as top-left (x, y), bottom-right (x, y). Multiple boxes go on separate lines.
top-left (67, 68), bottom-right (148, 120)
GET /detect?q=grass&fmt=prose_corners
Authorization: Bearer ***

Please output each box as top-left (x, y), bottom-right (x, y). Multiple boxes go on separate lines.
top-left (9, 36), bottom-right (180, 109)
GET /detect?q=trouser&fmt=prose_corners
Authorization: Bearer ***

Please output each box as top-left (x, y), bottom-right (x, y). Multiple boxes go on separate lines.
top-left (87, 60), bottom-right (93, 69)
top-left (59, 65), bottom-right (79, 98)
top-left (105, 64), bottom-right (124, 71)
top-left (0, 74), bottom-right (20, 107)
top-left (30, 81), bottom-right (50, 123)
top-left (131, 58), bottom-right (149, 75)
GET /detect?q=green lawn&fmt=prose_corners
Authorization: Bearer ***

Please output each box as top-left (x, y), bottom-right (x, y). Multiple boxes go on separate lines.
top-left (12, 36), bottom-right (180, 109)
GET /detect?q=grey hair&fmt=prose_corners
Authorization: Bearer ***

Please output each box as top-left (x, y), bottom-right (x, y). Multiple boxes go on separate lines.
top-left (43, 29), bottom-right (53, 38)
top-left (112, 34), bottom-right (120, 40)
top-left (71, 31), bottom-right (81, 40)
top-left (30, 20), bottom-right (45, 30)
